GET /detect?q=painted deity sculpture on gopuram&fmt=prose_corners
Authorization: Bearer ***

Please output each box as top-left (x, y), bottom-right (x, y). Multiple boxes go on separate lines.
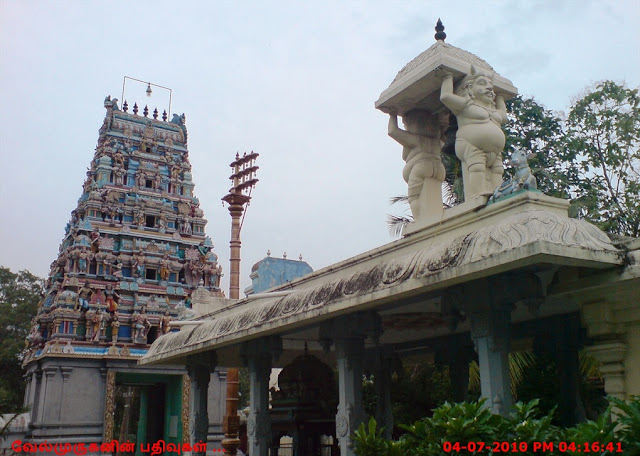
top-left (376, 19), bottom-right (519, 220)
top-left (25, 94), bottom-right (225, 360)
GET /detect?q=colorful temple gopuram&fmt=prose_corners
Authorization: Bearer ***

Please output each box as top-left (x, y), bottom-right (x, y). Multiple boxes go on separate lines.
top-left (20, 96), bottom-right (227, 448)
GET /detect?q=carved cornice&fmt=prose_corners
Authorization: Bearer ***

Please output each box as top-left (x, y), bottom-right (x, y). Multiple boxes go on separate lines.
top-left (143, 210), bottom-right (622, 363)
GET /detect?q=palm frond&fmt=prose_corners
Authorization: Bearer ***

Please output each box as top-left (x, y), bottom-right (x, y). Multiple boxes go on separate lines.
top-left (509, 351), bottom-right (536, 392)
top-left (579, 350), bottom-right (601, 378)
top-left (387, 214), bottom-right (413, 238)
top-left (389, 195), bottom-right (409, 206)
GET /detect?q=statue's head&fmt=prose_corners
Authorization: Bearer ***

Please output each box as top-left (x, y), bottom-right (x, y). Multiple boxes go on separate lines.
top-left (457, 65), bottom-right (496, 104)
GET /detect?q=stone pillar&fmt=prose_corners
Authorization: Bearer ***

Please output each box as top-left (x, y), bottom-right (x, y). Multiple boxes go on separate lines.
top-left (468, 300), bottom-right (513, 415)
top-left (245, 337), bottom-right (281, 456)
top-left (320, 312), bottom-right (380, 456)
top-left (23, 372), bottom-right (33, 410)
top-left (39, 367), bottom-right (58, 423)
top-left (335, 337), bottom-right (365, 456)
top-left (187, 351), bottom-right (218, 455)
top-left (553, 314), bottom-right (585, 425)
top-left (448, 334), bottom-right (473, 403)
top-left (626, 325), bottom-right (640, 397)
top-left (59, 367), bottom-right (73, 421)
top-left (581, 299), bottom-right (636, 400)
top-left (372, 348), bottom-right (393, 439)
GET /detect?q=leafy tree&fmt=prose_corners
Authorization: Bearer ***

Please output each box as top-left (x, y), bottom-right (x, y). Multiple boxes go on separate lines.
top-left (0, 267), bottom-right (43, 413)
top-left (389, 363), bottom-right (453, 428)
top-left (504, 96), bottom-right (573, 198)
top-left (565, 81), bottom-right (640, 237)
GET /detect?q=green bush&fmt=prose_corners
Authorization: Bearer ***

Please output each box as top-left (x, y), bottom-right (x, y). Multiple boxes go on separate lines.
top-left (353, 396), bottom-right (640, 456)
top-left (610, 396), bottom-right (640, 456)
top-left (397, 400), bottom-right (504, 455)
top-left (353, 417), bottom-right (401, 456)
top-left (563, 408), bottom-right (616, 456)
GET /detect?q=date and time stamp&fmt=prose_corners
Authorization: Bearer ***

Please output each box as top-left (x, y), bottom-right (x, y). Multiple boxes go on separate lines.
top-left (443, 441), bottom-right (623, 453)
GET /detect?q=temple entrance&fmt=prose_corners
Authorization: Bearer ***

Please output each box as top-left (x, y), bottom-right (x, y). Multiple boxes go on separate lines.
top-left (144, 384), bottom-right (166, 443)
top-left (270, 350), bottom-right (339, 456)
top-left (111, 373), bottom-right (184, 453)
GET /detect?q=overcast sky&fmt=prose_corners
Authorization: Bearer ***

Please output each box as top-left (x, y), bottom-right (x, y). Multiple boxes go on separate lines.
top-left (1, 0), bottom-right (639, 294)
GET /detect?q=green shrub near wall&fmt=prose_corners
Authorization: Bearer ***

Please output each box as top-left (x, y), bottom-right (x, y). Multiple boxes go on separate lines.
top-left (354, 397), bottom-right (640, 456)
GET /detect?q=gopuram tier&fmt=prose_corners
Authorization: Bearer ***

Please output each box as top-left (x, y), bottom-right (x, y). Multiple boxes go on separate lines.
top-left (28, 96), bottom-right (224, 357)
top-left (19, 96), bottom-right (227, 447)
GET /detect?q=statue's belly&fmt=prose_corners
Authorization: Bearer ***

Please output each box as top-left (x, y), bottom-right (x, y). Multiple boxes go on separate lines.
top-left (457, 122), bottom-right (505, 153)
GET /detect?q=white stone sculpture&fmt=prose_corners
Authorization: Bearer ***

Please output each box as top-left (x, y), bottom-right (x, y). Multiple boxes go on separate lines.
top-left (376, 20), bottom-right (518, 208)
top-left (439, 67), bottom-right (508, 200)
top-left (388, 111), bottom-right (445, 219)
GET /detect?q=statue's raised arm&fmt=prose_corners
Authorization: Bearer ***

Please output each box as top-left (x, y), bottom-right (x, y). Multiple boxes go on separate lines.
top-left (438, 70), bottom-right (466, 115)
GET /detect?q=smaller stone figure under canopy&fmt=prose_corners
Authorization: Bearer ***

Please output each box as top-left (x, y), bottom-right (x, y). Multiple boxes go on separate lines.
top-left (388, 110), bottom-right (446, 219)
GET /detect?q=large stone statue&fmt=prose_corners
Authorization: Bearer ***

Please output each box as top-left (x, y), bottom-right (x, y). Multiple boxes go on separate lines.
top-left (439, 67), bottom-right (508, 200)
top-left (375, 20), bottom-right (517, 208)
top-left (388, 110), bottom-right (445, 219)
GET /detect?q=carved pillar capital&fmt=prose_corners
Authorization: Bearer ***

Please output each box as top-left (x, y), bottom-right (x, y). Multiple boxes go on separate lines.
top-left (60, 367), bottom-right (73, 382)
top-left (320, 311), bottom-right (383, 350)
top-left (584, 341), bottom-right (628, 399)
top-left (581, 300), bottom-right (625, 339)
top-left (43, 367), bottom-right (57, 379)
top-left (186, 351), bottom-right (218, 381)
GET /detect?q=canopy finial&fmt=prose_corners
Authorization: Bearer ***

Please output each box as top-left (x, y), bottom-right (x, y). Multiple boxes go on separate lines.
top-left (435, 18), bottom-right (446, 41)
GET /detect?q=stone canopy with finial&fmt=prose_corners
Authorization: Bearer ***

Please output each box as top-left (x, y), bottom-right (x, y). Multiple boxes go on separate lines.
top-left (376, 19), bottom-right (520, 221)
top-left (375, 19), bottom-right (517, 115)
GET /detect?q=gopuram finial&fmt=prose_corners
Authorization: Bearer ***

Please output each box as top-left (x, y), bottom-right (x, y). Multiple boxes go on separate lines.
top-left (435, 18), bottom-right (446, 41)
